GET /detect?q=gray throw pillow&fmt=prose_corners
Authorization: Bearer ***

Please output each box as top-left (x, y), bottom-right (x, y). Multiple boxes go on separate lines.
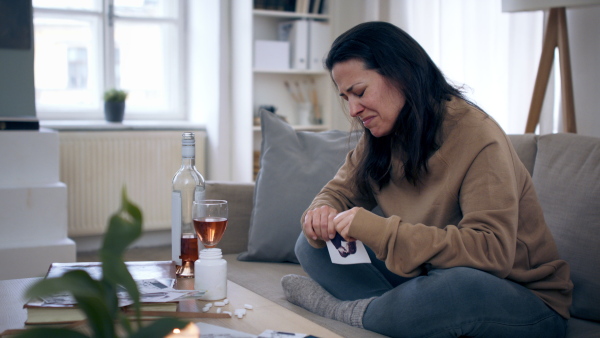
top-left (238, 110), bottom-right (359, 263)
top-left (532, 133), bottom-right (600, 321)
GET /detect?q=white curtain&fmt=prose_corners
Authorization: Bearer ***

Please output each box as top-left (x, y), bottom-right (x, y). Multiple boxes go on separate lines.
top-left (384, 0), bottom-right (545, 134)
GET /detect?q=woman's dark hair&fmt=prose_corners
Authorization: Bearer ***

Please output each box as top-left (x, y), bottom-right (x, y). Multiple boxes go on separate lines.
top-left (325, 21), bottom-right (468, 192)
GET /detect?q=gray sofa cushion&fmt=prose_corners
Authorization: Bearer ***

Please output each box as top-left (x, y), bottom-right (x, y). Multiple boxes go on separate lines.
top-left (238, 110), bottom-right (359, 263)
top-left (508, 134), bottom-right (538, 176)
top-left (532, 133), bottom-right (600, 321)
top-left (205, 181), bottom-right (254, 255)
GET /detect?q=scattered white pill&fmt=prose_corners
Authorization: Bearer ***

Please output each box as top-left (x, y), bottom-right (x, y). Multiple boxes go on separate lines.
top-left (214, 301), bottom-right (226, 307)
top-left (205, 303), bottom-right (213, 308)
top-left (244, 304), bottom-right (253, 310)
top-left (234, 309), bottom-right (247, 316)
top-left (202, 306), bottom-right (210, 313)
top-left (223, 299), bottom-right (229, 305)
top-left (223, 311), bottom-right (232, 317)
top-left (216, 308), bottom-right (222, 314)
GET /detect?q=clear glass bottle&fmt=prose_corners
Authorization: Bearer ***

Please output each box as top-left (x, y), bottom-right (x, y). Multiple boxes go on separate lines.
top-left (172, 132), bottom-right (205, 278)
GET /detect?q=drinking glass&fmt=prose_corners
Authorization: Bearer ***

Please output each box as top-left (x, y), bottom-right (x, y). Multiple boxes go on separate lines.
top-left (192, 200), bottom-right (228, 248)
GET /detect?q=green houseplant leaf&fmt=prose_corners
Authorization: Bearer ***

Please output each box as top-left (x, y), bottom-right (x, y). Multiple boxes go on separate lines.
top-left (100, 188), bottom-right (144, 328)
top-left (104, 89), bottom-right (128, 102)
top-left (16, 187), bottom-right (187, 338)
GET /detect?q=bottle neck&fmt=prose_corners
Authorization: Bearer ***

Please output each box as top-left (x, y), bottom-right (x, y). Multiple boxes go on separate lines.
top-left (181, 144), bottom-right (195, 167)
top-left (181, 157), bottom-right (195, 168)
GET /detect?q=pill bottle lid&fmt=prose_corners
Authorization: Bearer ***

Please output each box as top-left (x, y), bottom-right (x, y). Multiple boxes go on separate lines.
top-left (200, 248), bottom-right (223, 260)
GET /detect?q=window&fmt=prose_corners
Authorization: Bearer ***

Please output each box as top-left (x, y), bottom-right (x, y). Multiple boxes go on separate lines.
top-left (67, 47), bottom-right (88, 89)
top-left (33, 0), bottom-right (185, 120)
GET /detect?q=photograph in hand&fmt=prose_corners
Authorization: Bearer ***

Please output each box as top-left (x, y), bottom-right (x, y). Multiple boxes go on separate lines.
top-left (331, 232), bottom-right (356, 257)
top-left (326, 233), bottom-right (371, 265)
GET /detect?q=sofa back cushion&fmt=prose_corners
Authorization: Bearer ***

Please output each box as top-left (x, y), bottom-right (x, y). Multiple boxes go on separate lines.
top-left (532, 133), bottom-right (600, 321)
top-left (205, 181), bottom-right (255, 254)
top-left (507, 134), bottom-right (538, 176)
top-left (238, 110), bottom-right (359, 263)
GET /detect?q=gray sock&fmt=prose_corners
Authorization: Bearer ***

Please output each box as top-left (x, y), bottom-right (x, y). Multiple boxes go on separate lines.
top-left (281, 274), bottom-right (375, 328)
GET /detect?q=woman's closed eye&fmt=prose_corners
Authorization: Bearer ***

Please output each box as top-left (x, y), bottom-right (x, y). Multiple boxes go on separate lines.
top-left (351, 87), bottom-right (366, 98)
top-left (343, 91), bottom-right (364, 100)
top-left (338, 87), bottom-right (365, 100)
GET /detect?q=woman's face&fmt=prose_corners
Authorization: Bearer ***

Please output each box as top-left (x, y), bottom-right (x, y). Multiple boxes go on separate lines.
top-left (332, 59), bottom-right (406, 138)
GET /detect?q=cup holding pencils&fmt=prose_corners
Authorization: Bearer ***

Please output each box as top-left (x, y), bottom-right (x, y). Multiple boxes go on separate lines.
top-left (284, 79), bottom-right (322, 125)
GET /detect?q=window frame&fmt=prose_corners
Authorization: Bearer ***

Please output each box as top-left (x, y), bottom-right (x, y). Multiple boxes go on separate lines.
top-left (33, 0), bottom-right (188, 121)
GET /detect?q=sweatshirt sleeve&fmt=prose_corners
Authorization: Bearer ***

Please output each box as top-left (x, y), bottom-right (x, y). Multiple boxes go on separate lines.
top-left (301, 136), bottom-right (378, 248)
top-left (348, 136), bottom-right (521, 278)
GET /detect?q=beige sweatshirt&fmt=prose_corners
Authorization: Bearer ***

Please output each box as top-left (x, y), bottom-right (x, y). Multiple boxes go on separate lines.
top-left (303, 97), bottom-right (573, 318)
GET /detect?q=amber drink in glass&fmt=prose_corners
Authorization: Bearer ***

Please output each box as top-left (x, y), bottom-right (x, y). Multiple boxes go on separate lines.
top-left (192, 200), bottom-right (228, 248)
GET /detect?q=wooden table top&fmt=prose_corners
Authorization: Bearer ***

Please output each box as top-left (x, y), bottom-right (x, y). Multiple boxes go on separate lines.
top-left (0, 277), bottom-right (341, 337)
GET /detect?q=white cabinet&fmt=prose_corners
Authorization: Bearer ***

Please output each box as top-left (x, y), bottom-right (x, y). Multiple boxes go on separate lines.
top-left (250, 6), bottom-right (336, 178)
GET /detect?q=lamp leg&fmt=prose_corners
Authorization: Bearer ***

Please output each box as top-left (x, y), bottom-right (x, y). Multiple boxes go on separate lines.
top-left (556, 8), bottom-right (577, 133)
top-left (525, 8), bottom-right (558, 133)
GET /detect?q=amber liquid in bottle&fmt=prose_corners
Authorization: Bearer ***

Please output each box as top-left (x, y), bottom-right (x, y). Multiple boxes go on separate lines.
top-left (180, 234), bottom-right (199, 261)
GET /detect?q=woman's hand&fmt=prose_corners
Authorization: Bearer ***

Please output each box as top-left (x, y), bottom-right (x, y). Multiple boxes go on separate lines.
top-left (303, 205), bottom-right (338, 241)
top-left (333, 207), bottom-right (359, 241)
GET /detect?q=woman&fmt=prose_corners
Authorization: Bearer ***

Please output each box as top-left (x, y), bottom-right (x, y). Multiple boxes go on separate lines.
top-left (281, 22), bottom-right (572, 337)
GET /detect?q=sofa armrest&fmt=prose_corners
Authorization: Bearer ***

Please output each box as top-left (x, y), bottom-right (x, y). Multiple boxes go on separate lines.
top-left (205, 180), bottom-right (255, 255)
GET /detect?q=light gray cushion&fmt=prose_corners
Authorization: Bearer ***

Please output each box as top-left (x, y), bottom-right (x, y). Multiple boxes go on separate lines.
top-left (238, 110), bottom-right (359, 263)
top-left (532, 133), bottom-right (600, 321)
top-left (508, 134), bottom-right (538, 176)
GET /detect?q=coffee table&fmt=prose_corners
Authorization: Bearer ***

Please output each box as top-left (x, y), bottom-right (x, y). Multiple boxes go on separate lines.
top-left (0, 277), bottom-right (341, 337)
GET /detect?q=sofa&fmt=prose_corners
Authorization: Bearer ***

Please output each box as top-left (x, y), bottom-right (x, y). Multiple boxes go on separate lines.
top-left (209, 111), bottom-right (600, 338)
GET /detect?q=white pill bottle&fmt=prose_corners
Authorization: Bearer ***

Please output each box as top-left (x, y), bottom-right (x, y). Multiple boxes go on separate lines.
top-left (194, 248), bottom-right (227, 300)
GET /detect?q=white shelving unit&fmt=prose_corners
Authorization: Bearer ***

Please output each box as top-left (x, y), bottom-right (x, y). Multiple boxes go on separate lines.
top-left (250, 7), bottom-right (335, 177)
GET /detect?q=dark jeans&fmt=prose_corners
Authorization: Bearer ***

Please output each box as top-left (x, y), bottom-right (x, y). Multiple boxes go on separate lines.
top-left (295, 234), bottom-right (567, 338)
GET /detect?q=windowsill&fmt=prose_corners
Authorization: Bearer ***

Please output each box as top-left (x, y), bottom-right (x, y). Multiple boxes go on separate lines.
top-left (40, 120), bottom-right (206, 132)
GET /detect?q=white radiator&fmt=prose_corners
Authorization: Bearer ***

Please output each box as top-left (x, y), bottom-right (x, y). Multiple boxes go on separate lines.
top-left (59, 130), bottom-right (206, 237)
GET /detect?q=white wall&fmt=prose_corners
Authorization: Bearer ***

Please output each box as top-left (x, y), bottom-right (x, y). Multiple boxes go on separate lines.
top-left (190, 0), bottom-right (255, 183)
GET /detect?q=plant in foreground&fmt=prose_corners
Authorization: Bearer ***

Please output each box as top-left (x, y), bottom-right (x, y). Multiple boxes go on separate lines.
top-left (16, 188), bottom-right (187, 338)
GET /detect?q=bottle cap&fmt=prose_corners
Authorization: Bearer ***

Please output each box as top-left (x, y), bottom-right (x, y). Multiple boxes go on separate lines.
top-left (182, 132), bottom-right (195, 158)
top-left (200, 248), bottom-right (223, 259)
top-left (182, 132), bottom-right (195, 145)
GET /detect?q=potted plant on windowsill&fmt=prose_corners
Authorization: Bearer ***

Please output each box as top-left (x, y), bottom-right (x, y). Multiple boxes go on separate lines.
top-left (104, 89), bottom-right (128, 123)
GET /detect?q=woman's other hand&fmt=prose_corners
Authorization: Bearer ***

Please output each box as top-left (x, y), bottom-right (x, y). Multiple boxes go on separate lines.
top-left (303, 205), bottom-right (338, 241)
top-left (333, 207), bottom-right (359, 241)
